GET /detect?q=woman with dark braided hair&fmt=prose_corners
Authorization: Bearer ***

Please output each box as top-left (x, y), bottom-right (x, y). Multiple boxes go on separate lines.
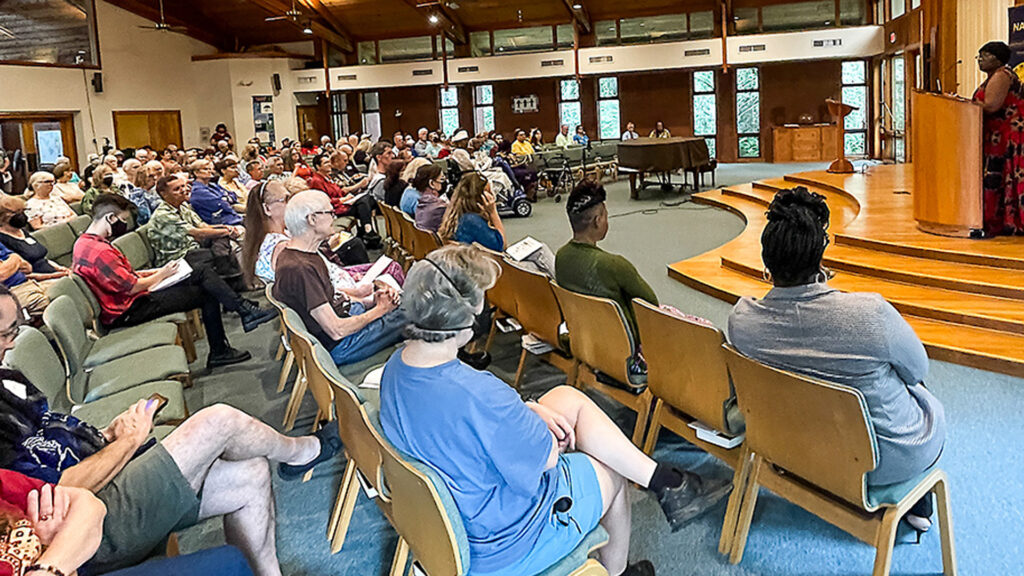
top-left (727, 187), bottom-right (946, 538)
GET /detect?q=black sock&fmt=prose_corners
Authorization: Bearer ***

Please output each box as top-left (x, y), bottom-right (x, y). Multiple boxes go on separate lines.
top-left (648, 463), bottom-right (683, 493)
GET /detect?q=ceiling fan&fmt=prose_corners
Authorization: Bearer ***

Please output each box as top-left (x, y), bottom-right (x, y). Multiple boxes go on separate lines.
top-left (136, 0), bottom-right (188, 33)
top-left (265, 0), bottom-right (303, 22)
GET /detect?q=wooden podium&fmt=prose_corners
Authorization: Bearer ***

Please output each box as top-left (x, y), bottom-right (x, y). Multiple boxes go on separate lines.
top-left (825, 99), bottom-right (856, 173)
top-left (911, 91), bottom-right (984, 237)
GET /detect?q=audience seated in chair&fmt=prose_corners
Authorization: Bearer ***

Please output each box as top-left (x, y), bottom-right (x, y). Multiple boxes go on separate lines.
top-left (24, 172), bottom-right (77, 231)
top-left (400, 164), bottom-right (447, 231)
top-left (52, 163), bottom-right (85, 203)
top-left (364, 141), bottom-right (395, 203)
top-left (0, 286), bottom-right (340, 576)
top-left (216, 158), bottom-right (249, 212)
top-left (555, 180), bottom-right (658, 340)
top-left (0, 469), bottom-right (106, 576)
top-left (305, 153), bottom-right (381, 248)
top-left (439, 173), bottom-right (506, 251)
top-left (272, 190), bottom-right (406, 366)
top-left (0, 197), bottom-right (71, 285)
top-left (81, 165), bottom-right (118, 216)
top-left (379, 245), bottom-right (732, 576)
top-left (727, 186), bottom-right (946, 535)
top-left (188, 159), bottom-right (244, 227)
top-left (72, 194), bottom-right (275, 369)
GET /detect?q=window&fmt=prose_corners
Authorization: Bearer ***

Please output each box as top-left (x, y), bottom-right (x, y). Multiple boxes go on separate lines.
top-left (440, 86), bottom-right (460, 138)
top-left (840, 0), bottom-right (866, 26)
top-left (559, 79), bottom-right (582, 130)
top-left (735, 67), bottom-right (761, 158)
top-left (841, 61), bottom-right (868, 157)
top-left (357, 41), bottom-right (378, 65)
top-left (911, 0), bottom-right (921, 8)
top-left (892, 55), bottom-right (906, 162)
top-left (493, 26), bottom-right (554, 54)
top-left (331, 93), bottom-right (349, 140)
top-left (379, 36), bottom-right (433, 63)
top-left (362, 92), bottom-right (381, 141)
top-left (693, 70), bottom-right (717, 158)
top-left (734, 7), bottom-right (760, 34)
top-left (890, 0), bottom-right (905, 20)
top-left (619, 14), bottom-right (688, 45)
top-left (596, 20), bottom-right (618, 46)
top-left (470, 31), bottom-right (491, 57)
top-left (689, 11), bottom-right (715, 39)
top-left (474, 85), bottom-right (495, 134)
top-left (597, 77), bottom-right (620, 141)
top-left (762, 1), bottom-right (835, 32)
top-left (0, 0), bottom-right (99, 67)
top-left (555, 24), bottom-right (575, 49)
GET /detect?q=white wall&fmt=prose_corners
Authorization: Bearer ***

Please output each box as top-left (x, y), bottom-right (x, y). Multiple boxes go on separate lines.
top-left (0, 0), bottom-right (233, 164)
top-left (956, 0), bottom-right (1011, 98)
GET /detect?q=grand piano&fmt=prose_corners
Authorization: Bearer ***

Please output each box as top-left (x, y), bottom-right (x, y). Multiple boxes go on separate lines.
top-left (617, 136), bottom-right (712, 199)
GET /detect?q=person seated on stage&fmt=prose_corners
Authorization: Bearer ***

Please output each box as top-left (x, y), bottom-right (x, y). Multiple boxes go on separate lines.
top-left (242, 180), bottom-right (397, 290)
top-left (439, 173), bottom-right (505, 251)
top-left (379, 244), bottom-right (732, 576)
top-left (511, 129), bottom-right (536, 157)
top-left (555, 180), bottom-right (657, 340)
top-left (555, 124), bottom-right (572, 148)
top-left (216, 158), bottom-right (249, 213)
top-left (272, 190), bottom-right (406, 366)
top-left (573, 125), bottom-right (590, 146)
top-left (0, 469), bottom-right (106, 576)
top-left (649, 121), bottom-right (671, 139)
top-left (401, 164), bottom-right (447, 228)
top-left (727, 187), bottom-right (945, 535)
top-left (148, 175), bottom-right (245, 284)
top-left (0, 291), bottom-right (339, 576)
top-left (0, 196), bottom-right (70, 281)
top-left (74, 194), bottom-right (275, 365)
top-left (188, 159), bottom-right (244, 227)
top-left (305, 153), bottom-right (381, 249)
top-left (24, 172), bottom-right (77, 230)
top-left (52, 162), bottom-right (85, 203)
top-left (621, 122), bottom-right (639, 141)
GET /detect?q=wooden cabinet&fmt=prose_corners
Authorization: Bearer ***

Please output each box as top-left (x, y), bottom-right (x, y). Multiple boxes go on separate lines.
top-left (772, 124), bottom-right (839, 162)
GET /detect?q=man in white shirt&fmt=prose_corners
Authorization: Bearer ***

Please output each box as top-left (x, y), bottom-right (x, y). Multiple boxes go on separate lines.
top-left (621, 122), bottom-right (639, 141)
top-left (554, 124), bottom-right (572, 148)
top-left (413, 128), bottom-right (429, 157)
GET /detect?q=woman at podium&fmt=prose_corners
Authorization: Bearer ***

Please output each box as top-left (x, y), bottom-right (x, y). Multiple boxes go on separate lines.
top-left (974, 41), bottom-right (1024, 237)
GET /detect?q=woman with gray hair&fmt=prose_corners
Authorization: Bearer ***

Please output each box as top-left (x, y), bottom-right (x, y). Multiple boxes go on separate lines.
top-left (379, 244), bottom-right (731, 576)
top-left (24, 171), bottom-right (77, 230)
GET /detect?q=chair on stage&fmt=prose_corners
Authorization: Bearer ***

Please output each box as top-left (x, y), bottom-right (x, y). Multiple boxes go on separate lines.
top-left (719, 346), bottom-right (957, 576)
top-left (550, 282), bottom-right (653, 447)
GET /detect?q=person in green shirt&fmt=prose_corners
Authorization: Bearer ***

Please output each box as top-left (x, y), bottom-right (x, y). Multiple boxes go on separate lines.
top-left (554, 179), bottom-right (658, 340)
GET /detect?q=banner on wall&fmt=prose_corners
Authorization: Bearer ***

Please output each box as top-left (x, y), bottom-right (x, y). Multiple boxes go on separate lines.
top-left (252, 96), bottom-right (276, 145)
top-left (1010, 6), bottom-right (1024, 81)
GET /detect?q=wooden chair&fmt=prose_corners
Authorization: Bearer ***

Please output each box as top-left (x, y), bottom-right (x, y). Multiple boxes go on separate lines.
top-left (632, 299), bottom-right (742, 461)
top-left (381, 437), bottom-right (611, 576)
top-left (502, 261), bottom-right (573, 387)
top-left (479, 249), bottom-right (519, 352)
top-left (397, 213), bottom-right (418, 257)
top-left (720, 346), bottom-right (956, 576)
top-left (407, 221), bottom-right (443, 261)
top-left (379, 203), bottom-right (407, 263)
top-left (264, 284), bottom-right (307, 431)
top-left (550, 282), bottom-right (653, 447)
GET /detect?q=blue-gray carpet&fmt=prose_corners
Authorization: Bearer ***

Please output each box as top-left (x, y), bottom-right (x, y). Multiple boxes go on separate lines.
top-left (177, 163), bottom-right (1023, 576)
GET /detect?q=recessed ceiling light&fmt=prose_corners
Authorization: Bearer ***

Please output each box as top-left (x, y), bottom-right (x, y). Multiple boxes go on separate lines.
top-left (302, 23), bottom-right (313, 34)
top-left (572, 2), bottom-right (582, 8)
top-left (428, 14), bottom-right (439, 24)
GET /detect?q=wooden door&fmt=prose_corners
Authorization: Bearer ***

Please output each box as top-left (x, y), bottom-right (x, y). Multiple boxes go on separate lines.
top-left (112, 110), bottom-right (183, 150)
top-left (296, 104), bottom-right (328, 145)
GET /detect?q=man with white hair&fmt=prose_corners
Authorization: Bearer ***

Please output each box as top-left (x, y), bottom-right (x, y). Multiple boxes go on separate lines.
top-left (319, 135), bottom-right (332, 152)
top-left (134, 148), bottom-right (149, 162)
top-left (272, 190), bottom-right (405, 366)
top-left (555, 124), bottom-right (572, 148)
top-left (413, 127), bottom-right (430, 157)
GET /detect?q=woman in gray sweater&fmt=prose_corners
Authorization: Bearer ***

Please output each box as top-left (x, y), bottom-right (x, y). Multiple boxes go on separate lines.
top-left (727, 187), bottom-right (945, 538)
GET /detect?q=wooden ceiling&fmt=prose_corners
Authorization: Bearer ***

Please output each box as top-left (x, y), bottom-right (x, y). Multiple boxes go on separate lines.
top-left (105, 0), bottom-right (723, 53)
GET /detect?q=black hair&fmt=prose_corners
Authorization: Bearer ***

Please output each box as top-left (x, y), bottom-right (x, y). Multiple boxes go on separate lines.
top-left (566, 179), bottom-right (606, 233)
top-left (155, 175), bottom-right (180, 195)
top-left (980, 41), bottom-right (1012, 65)
top-left (761, 187), bottom-right (831, 286)
top-left (370, 141), bottom-right (393, 160)
top-left (412, 163), bottom-right (443, 191)
top-left (92, 193), bottom-right (135, 220)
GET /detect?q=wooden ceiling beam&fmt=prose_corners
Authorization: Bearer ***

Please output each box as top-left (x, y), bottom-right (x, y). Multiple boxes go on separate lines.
top-left (104, 0), bottom-right (235, 52)
top-left (562, 0), bottom-right (593, 35)
top-left (295, 0), bottom-right (355, 51)
top-left (404, 1), bottom-right (467, 44)
top-left (243, 0), bottom-right (353, 52)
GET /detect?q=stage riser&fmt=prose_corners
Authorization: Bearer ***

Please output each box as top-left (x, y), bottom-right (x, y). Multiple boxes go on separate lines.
top-left (834, 234), bottom-right (1024, 271)
top-left (822, 257), bottom-right (1024, 301)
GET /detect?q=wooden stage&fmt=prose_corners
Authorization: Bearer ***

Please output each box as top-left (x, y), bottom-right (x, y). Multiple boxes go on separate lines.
top-left (669, 164), bottom-right (1024, 378)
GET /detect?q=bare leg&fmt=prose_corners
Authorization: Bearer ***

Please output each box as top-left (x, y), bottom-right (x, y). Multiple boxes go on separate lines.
top-left (588, 456), bottom-right (631, 575)
top-left (197, 458), bottom-right (281, 576)
top-left (538, 386), bottom-right (656, 486)
top-left (163, 404), bottom-right (319, 491)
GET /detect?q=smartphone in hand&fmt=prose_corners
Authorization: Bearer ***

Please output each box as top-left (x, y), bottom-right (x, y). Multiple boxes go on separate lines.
top-left (146, 393), bottom-right (169, 418)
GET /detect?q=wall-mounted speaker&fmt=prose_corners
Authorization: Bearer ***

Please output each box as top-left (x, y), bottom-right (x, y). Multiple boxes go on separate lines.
top-left (271, 73), bottom-right (282, 93)
top-left (91, 72), bottom-right (103, 93)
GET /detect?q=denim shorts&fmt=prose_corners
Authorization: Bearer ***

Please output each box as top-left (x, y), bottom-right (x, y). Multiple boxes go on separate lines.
top-left (473, 452), bottom-right (604, 576)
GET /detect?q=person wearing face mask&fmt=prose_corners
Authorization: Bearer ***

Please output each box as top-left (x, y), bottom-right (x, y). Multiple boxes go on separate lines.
top-left (400, 164), bottom-right (447, 232)
top-left (73, 194), bottom-right (277, 369)
top-left (80, 165), bottom-right (118, 216)
top-left (0, 196), bottom-right (71, 283)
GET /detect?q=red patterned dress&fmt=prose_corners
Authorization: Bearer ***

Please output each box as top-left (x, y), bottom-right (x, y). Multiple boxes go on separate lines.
top-left (974, 66), bottom-right (1024, 236)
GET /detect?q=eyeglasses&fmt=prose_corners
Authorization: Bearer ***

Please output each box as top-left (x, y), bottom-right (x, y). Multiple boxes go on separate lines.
top-left (311, 210), bottom-right (334, 217)
top-left (0, 321), bottom-right (21, 342)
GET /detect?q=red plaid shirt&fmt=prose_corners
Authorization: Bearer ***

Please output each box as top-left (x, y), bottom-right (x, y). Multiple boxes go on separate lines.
top-left (72, 233), bottom-right (141, 325)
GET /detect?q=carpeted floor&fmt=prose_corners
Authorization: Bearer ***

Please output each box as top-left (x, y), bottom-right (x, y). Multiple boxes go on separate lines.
top-left (176, 163), bottom-right (1023, 576)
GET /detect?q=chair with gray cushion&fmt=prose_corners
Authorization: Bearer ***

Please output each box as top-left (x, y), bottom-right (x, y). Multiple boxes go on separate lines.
top-left (112, 231), bottom-right (152, 270)
top-left (30, 222), bottom-right (77, 267)
top-left (69, 214), bottom-right (91, 236)
top-left (6, 326), bottom-right (187, 428)
top-left (43, 296), bottom-right (191, 404)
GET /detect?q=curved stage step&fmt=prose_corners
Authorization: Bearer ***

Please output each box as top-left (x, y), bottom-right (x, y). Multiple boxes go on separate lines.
top-left (670, 166), bottom-right (1024, 377)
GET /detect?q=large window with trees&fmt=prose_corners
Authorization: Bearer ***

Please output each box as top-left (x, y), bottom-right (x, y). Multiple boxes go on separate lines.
top-left (331, 93), bottom-right (349, 140)
top-left (440, 87), bottom-right (460, 138)
top-left (474, 85), bottom-right (495, 134)
top-left (361, 92), bottom-right (381, 142)
top-left (597, 77), bottom-right (620, 140)
top-left (693, 70), bottom-right (717, 158)
top-left (559, 79), bottom-right (582, 130)
top-left (842, 61), bottom-right (868, 156)
top-left (735, 68), bottom-right (761, 159)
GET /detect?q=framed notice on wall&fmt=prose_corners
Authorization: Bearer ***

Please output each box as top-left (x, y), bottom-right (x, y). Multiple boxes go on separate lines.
top-left (252, 96), bottom-right (276, 145)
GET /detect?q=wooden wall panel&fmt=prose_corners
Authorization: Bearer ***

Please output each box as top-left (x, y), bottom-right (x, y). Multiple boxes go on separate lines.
top-left (760, 60), bottom-right (842, 161)
top-left (618, 69), bottom-right (694, 138)
top-left (378, 85), bottom-right (440, 137)
top-left (492, 77), bottom-right (560, 136)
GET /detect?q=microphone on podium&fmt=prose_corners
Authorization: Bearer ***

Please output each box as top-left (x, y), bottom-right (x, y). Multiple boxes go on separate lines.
top-left (935, 59), bottom-right (963, 94)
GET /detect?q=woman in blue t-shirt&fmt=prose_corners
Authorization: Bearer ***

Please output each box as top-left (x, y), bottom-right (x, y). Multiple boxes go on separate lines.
top-left (437, 172), bottom-right (505, 252)
top-left (378, 245), bottom-right (732, 576)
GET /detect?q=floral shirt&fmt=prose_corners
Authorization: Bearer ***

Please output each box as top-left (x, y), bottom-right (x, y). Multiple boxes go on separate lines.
top-left (126, 186), bottom-right (161, 226)
top-left (148, 201), bottom-right (202, 266)
top-left (24, 197), bottom-right (74, 229)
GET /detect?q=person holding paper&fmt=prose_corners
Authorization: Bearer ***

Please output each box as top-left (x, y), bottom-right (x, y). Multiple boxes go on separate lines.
top-left (272, 190), bottom-right (406, 366)
top-left (305, 154), bottom-right (381, 249)
top-left (73, 194), bottom-right (277, 369)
